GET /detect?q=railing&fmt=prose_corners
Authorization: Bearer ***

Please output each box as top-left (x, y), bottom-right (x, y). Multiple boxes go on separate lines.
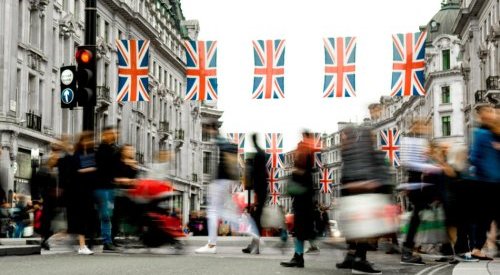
top-left (175, 129), bottom-right (184, 140)
top-left (159, 121), bottom-right (170, 133)
top-left (475, 90), bottom-right (487, 104)
top-left (136, 152), bottom-right (145, 164)
top-left (486, 76), bottom-right (499, 90)
top-left (26, 111), bottom-right (41, 132)
top-left (97, 86), bottom-right (111, 105)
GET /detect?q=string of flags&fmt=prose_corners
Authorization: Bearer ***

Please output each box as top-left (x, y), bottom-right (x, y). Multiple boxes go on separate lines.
top-left (114, 31), bottom-right (426, 102)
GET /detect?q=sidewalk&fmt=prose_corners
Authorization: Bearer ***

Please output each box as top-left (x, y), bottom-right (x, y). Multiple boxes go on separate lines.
top-left (0, 238), bottom-right (41, 256)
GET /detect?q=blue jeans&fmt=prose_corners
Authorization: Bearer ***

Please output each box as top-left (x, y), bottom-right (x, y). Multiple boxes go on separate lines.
top-left (94, 189), bottom-right (115, 244)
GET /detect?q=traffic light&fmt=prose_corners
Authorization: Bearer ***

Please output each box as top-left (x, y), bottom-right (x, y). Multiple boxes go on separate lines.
top-left (60, 65), bottom-right (77, 109)
top-left (75, 46), bottom-right (96, 107)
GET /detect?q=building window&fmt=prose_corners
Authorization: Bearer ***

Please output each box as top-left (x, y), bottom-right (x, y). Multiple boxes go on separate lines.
top-left (104, 21), bottom-right (109, 43)
top-left (96, 14), bottom-right (100, 37)
top-left (104, 63), bottom-right (109, 86)
top-left (203, 152), bottom-right (212, 174)
top-left (442, 49), bottom-right (450, 70)
top-left (442, 116), bottom-right (451, 137)
top-left (202, 128), bottom-right (210, 142)
top-left (18, 0), bottom-right (23, 40)
top-left (441, 86), bottom-right (450, 104)
top-left (74, 0), bottom-right (79, 16)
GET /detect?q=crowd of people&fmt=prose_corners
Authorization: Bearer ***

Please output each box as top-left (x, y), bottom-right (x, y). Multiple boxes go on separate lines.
top-left (0, 104), bottom-right (498, 275)
top-left (0, 127), bottom-right (142, 255)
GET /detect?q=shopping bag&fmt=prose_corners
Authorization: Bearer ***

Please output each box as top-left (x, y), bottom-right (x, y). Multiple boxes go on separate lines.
top-left (338, 193), bottom-right (398, 239)
top-left (415, 206), bottom-right (447, 244)
top-left (261, 205), bottom-right (285, 229)
top-left (399, 205), bottom-right (447, 245)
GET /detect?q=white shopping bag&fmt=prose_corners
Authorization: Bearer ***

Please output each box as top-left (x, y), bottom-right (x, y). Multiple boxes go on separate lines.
top-left (339, 193), bottom-right (398, 239)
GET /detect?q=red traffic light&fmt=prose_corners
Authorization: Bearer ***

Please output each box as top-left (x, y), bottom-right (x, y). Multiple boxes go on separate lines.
top-left (76, 49), bottom-right (93, 64)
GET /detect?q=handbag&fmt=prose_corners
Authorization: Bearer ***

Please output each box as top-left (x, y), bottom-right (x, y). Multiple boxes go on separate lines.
top-left (286, 180), bottom-right (306, 196)
top-left (261, 205), bottom-right (285, 229)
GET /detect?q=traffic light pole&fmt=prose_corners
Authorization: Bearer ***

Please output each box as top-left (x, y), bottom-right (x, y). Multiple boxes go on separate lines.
top-left (83, 0), bottom-right (96, 131)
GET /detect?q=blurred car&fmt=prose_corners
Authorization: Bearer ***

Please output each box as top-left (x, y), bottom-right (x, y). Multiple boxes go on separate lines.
top-left (329, 220), bottom-right (342, 238)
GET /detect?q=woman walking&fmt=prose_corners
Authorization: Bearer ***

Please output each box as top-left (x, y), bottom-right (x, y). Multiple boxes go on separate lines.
top-left (280, 131), bottom-right (316, 268)
top-left (66, 132), bottom-right (97, 255)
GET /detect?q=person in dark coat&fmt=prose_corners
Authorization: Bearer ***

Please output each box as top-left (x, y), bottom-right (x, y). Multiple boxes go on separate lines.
top-left (66, 132), bottom-right (97, 255)
top-left (335, 126), bottom-right (391, 274)
top-left (31, 145), bottom-right (62, 250)
top-left (242, 133), bottom-right (268, 254)
top-left (112, 144), bottom-right (139, 239)
top-left (280, 131), bottom-right (316, 268)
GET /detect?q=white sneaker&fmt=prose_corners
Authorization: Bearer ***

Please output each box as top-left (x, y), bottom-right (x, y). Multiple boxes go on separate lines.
top-left (78, 246), bottom-right (94, 255)
top-left (195, 244), bottom-right (216, 254)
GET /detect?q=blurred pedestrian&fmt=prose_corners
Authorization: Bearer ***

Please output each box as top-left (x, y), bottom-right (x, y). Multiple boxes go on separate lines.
top-left (469, 104), bottom-right (500, 260)
top-left (66, 132), bottom-right (97, 255)
top-left (242, 133), bottom-right (267, 254)
top-left (399, 119), bottom-right (443, 266)
top-left (445, 145), bottom-right (479, 262)
top-left (31, 144), bottom-right (62, 250)
top-left (112, 144), bottom-right (139, 240)
top-left (196, 124), bottom-right (258, 254)
top-left (335, 126), bottom-right (390, 274)
top-left (95, 126), bottom-right (120, 252)
top-left (280, 131), bottom-right (316, 268)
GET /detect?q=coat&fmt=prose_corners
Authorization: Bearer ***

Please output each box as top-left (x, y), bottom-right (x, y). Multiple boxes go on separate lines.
top-left (291, 139), bottom-right (316, 241)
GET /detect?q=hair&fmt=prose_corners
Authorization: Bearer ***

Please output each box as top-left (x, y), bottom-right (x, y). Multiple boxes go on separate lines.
top-left (119, 144), bottom-right (134, 157)
top-left (475, 104), bottom-right (493, 113)
top-left (74, 131), bottom-right (94, 153)
top-left (447, 144), bottom-right (468, 172)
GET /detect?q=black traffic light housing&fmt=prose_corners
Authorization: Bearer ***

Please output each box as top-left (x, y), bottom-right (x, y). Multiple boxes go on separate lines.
top-left (75, 45), bottom-right (97, 107)
top-left (60, 65), bottom-right (77, 109)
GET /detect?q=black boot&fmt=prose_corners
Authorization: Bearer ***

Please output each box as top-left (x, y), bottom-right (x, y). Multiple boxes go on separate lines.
top-left (41, 240), bottom-right (50, 251)
top-left (336, 253), bottom-right (355, 269)
top-left (352, 258), bottom-right (382, 274)
top-left (242, 239), bottom-right (259, 254)
top-left (280, 253), bottom-right (304, 268)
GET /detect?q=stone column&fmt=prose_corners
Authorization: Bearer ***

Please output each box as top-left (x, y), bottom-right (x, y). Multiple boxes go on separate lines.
top-left (182, 189), bottom-right (189, 225)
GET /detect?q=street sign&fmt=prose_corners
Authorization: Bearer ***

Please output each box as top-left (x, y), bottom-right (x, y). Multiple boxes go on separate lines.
top-left (61, 88), bottom-right (75, 104)
top-left (60, 69), bottom-right (74, 85)
top-left (60, 65), bottom-right (77, 109)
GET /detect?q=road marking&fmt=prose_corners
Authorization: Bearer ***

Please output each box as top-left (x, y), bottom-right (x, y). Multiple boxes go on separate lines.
top-left (415, 263), bottom-right (447, 275)
top-left (428, 263), bottom-right (451, 275)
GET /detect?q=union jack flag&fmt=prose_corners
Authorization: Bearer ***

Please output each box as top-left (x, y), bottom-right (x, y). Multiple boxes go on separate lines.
top-left (252, 39), bottom-right (286, 99)
top-left (319, 168), bottom-right (334, 194)
top-left (323, 37), bottom-right (357, 98)
top-left (227, 133), bottom-right (245, 168)
top-left (380, 127), bottom-right (401, 167)
top-left (116, 40), bottom-right (150, 102)
top-left (391, 32), bottom-right (427, 97)
top-left (270, 191), bottom-right (280, 205)
top-left (265, 133), bottom-right (285, 171)
top-left (184, 40), bottom-right (218, 100)
top-left (313, 133), bottom-right (323, 168)
top-left (267, 168), bottom-right (280, 194)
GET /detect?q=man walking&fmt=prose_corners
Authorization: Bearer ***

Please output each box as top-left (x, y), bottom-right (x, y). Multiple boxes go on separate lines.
top-left (95, 126), bottom-right (120, 252)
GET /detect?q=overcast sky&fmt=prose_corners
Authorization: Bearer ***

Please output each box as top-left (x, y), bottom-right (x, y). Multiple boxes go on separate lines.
top-left (182, 0), bottom-right (442, 151)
